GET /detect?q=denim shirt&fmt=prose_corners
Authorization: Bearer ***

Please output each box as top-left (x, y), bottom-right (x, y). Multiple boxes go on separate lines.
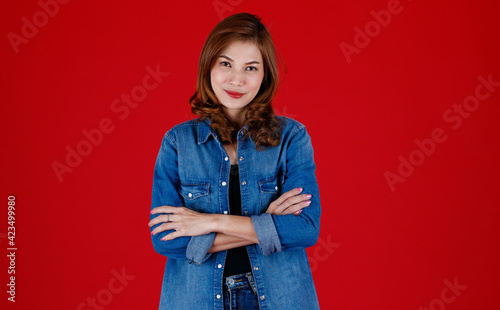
top-left (149, 116), bottom-right (321, 310)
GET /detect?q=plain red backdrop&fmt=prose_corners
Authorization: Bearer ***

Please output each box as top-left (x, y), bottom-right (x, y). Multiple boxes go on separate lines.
top-left (1, 0), bottom-right (499, 309)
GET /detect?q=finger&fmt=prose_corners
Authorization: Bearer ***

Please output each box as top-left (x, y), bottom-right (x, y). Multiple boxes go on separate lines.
top-left (161, 231), bottom-right (180, 241)
top-left (282, 193), bottom-right (312, 206)
top-left (148, 214), bottom-right (171, 228)
top-left (272, 187), bottom-right (303, 206)
top-left (267, 189), bottom-right (307, 214)
top-left (278, 193), bottom-right (311, 212)
top-left (280, 200), bottom-right (311, 214)
top-left (150, 205), bottom-right (179, 215)
top-left (151, 222), bottom-right (176, 235)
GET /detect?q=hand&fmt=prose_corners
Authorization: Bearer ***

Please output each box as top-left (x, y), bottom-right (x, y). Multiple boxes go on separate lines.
top-left (266, 187), bottom-right (312, 216)
top-left (149, 206), bottom-right (215, 241)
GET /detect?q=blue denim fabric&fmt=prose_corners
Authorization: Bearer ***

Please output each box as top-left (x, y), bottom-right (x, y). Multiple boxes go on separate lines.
top-left (224, 272), bottom-right (259, 310)
top-left (150, 116), bottom-right (321, 310)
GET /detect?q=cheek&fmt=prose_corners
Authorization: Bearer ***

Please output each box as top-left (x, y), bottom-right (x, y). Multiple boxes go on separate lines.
top-left (249, 74), bottom-right (265, 92)
top-left (210, 69), bottom-right (226, 87)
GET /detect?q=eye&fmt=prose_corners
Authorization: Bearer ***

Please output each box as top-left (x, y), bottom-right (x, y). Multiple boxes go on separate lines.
top-left (246, 66), bottom-right (257, 71)
top-left (220, 61), bottom-right (231, 67)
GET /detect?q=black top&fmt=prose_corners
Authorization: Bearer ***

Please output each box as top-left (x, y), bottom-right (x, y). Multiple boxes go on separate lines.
top-left (223, 164), bottom-right (252, 277)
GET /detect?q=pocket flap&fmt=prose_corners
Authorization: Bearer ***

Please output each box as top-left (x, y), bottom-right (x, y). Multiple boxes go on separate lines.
top-left (258, 171), bottom-right (286, 193)
top-left (179, 183), bottom-right (210, 200)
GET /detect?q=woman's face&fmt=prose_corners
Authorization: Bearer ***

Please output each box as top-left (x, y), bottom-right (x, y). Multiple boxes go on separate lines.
top-left (210, 40), bottom-right (264, 117)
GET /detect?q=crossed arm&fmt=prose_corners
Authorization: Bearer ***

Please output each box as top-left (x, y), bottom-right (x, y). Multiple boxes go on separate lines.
top-left (149, 187), bottom-right (312, 253)
top-left (150, 125), bottom-right (319, 262)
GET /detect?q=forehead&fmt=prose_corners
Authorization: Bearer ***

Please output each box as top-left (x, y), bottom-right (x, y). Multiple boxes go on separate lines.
top-left (218, 40), bottom-right (263, 62)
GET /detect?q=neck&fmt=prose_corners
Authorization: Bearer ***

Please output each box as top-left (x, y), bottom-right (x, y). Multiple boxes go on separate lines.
top-left (223, 107), bottom-right (247, 131)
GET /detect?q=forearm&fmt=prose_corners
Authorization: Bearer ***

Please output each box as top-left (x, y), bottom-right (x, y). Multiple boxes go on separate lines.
top-left (211, 214), bottom-right (259, 244)
top-left (207, 233), bottom-right (254, 253)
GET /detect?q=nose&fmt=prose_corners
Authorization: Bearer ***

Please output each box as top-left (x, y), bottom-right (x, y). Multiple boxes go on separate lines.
top-left (229, 70), bottom-right (244, 86)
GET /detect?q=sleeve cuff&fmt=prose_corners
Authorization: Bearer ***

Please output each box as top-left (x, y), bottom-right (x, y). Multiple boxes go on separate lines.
top-left (186, 232), bottom-right (216, 264)
top-left (251, 213), bottom-right (282, 255)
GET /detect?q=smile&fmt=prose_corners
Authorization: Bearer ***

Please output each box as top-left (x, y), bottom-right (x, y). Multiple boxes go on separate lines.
top-left (224, 90), bottom-right (245, 99)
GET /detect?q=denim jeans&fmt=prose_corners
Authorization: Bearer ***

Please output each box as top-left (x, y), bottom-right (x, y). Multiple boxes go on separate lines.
top-left (223, 272), bottom-right (260, 310)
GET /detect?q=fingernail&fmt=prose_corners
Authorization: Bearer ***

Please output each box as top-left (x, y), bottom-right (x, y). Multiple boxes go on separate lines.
top-left (295, 210), bottom-right (302, 215)
top-left (150, 210), bottom-right (153, 214)
top-left (297, 187), bottom-right (303, 192)
top-left (305, 201), bottom-right (311, 205)
top-left (151, 231), bottom-right (154, 235)
top-left (161, 237), bottom-right (166, 241)
top-left (306, 194), bottom-right (312, 198)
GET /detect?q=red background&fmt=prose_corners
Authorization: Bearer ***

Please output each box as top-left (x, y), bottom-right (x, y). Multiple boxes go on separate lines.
top-left (1, 0), bottom-right (500, 309)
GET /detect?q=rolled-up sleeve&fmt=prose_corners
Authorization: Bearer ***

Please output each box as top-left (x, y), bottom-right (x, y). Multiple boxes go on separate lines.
top-left (251, 213), bottom-right (282, 255)
top-left (185, 232), bottom-right (216, 264)
top-left (150, 131), bottom-right (214, 264)
top-left (252, 123), bottom-right (321, 254)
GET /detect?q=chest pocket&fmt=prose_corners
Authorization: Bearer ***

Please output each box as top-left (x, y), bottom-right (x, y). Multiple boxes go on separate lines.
top-left (178, 183), bottom-right (211, 213)
top-left (258, 171), bottom-right (286, 213)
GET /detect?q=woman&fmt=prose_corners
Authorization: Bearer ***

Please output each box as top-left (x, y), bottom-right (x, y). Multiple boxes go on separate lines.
top-left (149, 13), bottom-right (321, 310)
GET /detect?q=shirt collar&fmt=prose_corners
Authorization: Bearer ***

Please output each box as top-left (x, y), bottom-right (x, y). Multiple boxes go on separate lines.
top-left (197, 117), bottom-right (249, 144)
top-left (197, 118), bottom-right (216, 144)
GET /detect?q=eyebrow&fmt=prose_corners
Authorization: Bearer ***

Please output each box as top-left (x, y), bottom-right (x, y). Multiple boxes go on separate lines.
top-left (219, 55), bottom-right (261, 65)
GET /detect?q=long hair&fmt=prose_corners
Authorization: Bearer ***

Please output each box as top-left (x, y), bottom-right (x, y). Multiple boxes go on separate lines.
top-left (189, 13), bottom-right (282, 150)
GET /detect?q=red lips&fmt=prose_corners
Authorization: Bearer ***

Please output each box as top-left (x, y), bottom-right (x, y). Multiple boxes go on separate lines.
top-left (224, 90), bottom-right (244, 98)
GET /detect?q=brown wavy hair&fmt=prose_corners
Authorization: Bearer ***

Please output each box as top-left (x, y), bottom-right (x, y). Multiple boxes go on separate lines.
top-left (189, 12), bottom-right (282, 150)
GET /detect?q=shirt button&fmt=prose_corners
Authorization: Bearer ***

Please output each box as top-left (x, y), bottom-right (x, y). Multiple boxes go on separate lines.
top-left (241, 181), bottom-right (247, 186)
top-left (260, 295), bottom-right (265, 300)
top-left (188, 193), bottom-right (192, 198)
top-left (274, 186), bottom-right (278, 190)
top-left (239, 156), bottom-right (244, 161)
top-left (243, 211), bottom-right (248, 215)
top-left (222, 181), bottom-right (227, 186)
top-left (253, 266), bottom-right (259, 271)
top-left (216, 294), bottom-right (221, 299)
top-left (223, 211), bottom-right (228, 215)
top-left (218, 264), bottom-right (222, 268)
top-left (224, 157), bottom-right (229, 161)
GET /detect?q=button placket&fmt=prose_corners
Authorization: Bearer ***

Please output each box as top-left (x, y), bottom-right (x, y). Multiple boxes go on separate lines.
top-left (221, 152), bottom-right (231, 217)
top-left (236, 149), bottom-right (250, 220)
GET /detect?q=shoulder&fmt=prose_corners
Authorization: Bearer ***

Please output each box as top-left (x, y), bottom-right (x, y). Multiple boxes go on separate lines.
top-left (276, 116), bottom-right (315, 151)
top-left (167, 118), bottom-right (201, 132)
top-left (163, 118), bottom-right (205, 142)
top-left (277, 116), bottom-right (307, 136)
